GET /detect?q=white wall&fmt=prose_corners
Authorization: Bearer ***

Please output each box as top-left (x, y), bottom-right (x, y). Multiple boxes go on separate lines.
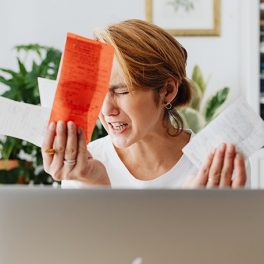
top-left (0, 0), bottom-right (258, 105)
top-left (179, 0), bottom-right (242, 100)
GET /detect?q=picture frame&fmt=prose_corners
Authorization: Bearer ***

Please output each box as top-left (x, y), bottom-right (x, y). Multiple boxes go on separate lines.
top-left (145, 0), bottom-right (221, 36)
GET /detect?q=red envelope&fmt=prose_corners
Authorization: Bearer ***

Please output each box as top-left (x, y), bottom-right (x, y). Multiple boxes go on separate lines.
top-left (49, 33), bottom-right (114, 142)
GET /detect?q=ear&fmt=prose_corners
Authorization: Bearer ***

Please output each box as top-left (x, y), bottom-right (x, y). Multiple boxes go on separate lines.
top-left (160, 78), bottom-right (178, 104)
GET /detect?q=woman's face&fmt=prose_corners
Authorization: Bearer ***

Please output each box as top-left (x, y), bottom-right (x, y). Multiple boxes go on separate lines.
top-left (99, 60), bottom-right (165, 149)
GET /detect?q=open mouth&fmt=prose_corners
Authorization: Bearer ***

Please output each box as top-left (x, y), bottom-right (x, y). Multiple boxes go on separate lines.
top-left (108, 122), bottom-right (128, 131)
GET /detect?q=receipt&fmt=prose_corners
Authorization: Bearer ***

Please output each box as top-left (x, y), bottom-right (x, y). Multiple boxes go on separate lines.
top-left (183, 97), bottom-right (264, 168)
top-left (49, 33), bottom-right (114, 142)
top-left (0, 96), bottom-right (50, 147)
top-left (38, 77), bottom-right (57, 109)
top-left (0, 33), bottom-right (114, 149)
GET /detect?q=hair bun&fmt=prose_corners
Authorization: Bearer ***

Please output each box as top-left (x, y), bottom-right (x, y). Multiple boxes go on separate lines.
top-left (171, 78), bottom-right (192, 108)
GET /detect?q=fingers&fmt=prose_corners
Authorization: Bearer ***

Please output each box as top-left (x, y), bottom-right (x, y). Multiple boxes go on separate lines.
top-left (232, 153), bottom-right (247, 188)
top-left (187, 143), bottom-right (247, 189)
top-left (206, 143), bottom-right (226, 188)
top-left (76, 127), bottom-right (91, 164)
top-left (41, 122), bottom-right (56, 171)
top-left (219, 144), bottom-right (236, 188)
top-left (194, 150), bottom-right (215, 187)
top-left (205, 144), bottom-right (247, 189)
top-left (74, 128), bottom-right (94, 180)
top-left (49, 121), bottom-right (67, 180)
top-left (41, 121), bottom-right (92, 182)
top-left (63, 121), bottom-right (78, 174)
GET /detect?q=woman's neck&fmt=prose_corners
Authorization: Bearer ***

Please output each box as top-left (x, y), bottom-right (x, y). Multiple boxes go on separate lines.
top-left (115, 130), bottom-right (191, 180)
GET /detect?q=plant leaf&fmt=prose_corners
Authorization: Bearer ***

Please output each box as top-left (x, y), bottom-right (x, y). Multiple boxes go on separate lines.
top-left (179, 107), bottom-right (206, 133)
top-left (190, 80), bottom-right (203, 110)
top-left (17, 58), bottom-right (27, 76)
top-left (0, 68), bottom-right (18, 78)
top-left (203, 87), bottom-right (230, 122)
top-left (0, 76), bottom-right (12, 87)
top-left (191, 65), bottom-right (206, 94)
top-left (15, 44), bottom-right (43, 58)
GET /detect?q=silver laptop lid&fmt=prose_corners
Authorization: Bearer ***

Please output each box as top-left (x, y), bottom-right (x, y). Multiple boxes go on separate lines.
top-left (0, 187), bottom-right (263, 264)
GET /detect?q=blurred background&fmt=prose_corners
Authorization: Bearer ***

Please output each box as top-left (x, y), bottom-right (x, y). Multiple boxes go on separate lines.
top-left (0, 0), bottom-right (258, 100)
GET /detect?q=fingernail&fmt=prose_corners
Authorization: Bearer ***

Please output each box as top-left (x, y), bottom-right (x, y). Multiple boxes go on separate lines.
top-left (49, 122), bottom-right (55, 130)
top-left (228, 144), bottom-right (235, 152)
top-left (57, 121), bottom-right (64, 131)
top-left (210, 148), bottom-right (216, 155)
top-left (220, 143), bottom-right (226, 152)
top-left (67, 121), bottom-right (74, 129)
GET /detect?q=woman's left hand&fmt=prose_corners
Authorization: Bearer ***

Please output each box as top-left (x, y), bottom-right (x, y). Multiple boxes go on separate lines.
top-left (184, 143), bottom-right (247, 188)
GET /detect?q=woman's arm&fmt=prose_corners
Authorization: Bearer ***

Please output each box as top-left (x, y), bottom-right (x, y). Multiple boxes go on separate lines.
top-left (41, 121), bottom-right (110, 186)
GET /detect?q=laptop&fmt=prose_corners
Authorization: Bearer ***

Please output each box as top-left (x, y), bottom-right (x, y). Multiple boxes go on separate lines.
top-left (0, 187), bottom-right (263, 264)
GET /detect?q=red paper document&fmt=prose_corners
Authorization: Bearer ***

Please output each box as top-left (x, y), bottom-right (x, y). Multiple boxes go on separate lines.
top-left (49, 33), bottom-right (114, 142)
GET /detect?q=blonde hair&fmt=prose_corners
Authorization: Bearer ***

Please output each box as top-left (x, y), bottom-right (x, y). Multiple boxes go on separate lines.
top-left (94, 19), bottom-right (192, 134)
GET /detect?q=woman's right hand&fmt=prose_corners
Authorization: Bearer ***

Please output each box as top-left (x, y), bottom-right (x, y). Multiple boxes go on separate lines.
top-left (184, 143), bottom-right (247, 189)
top-left (41, 121), bottom-right (110, 186)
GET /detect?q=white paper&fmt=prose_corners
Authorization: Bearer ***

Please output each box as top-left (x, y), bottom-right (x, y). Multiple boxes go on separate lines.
top-left (38, 77), bottom-right (57, 109)
top-left (183, 97), bottom-right (264, 168)
top-left (0, 96), bottom-right (50, 147)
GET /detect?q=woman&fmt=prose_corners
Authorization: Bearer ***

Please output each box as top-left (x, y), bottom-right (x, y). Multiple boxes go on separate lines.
top-left (41, 19), bottom-right (247, 188)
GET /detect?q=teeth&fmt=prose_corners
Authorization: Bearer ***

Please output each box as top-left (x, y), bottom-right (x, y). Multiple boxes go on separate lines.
top-left (111, 123), bottom-right (127, 130)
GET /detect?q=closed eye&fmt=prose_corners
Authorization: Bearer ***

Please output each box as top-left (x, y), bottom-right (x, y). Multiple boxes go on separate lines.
top-left (115, 90), bottom-right (129, 95)
top-left (113, 87), bottom-right (129, 95)
top-left (109, 84), bottom-right (129, 96)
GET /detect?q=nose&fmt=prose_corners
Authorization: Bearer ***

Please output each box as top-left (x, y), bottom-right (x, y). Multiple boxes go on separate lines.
top-left (101, 92), bottom-right (119, 116)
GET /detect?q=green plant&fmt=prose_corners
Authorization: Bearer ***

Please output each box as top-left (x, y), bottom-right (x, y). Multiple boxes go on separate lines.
top-left (0, 44), bottom-right (107, 184)
top-left (179, 65), bottom-right (230, 133)
top-left (0, 44), bottom-right (61, 184)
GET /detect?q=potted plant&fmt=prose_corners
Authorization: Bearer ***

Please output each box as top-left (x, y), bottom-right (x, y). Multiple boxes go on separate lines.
top-left (0, 44), bottom-right (62, 184)
top-left (179, 65), bottom-right (230, 133)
